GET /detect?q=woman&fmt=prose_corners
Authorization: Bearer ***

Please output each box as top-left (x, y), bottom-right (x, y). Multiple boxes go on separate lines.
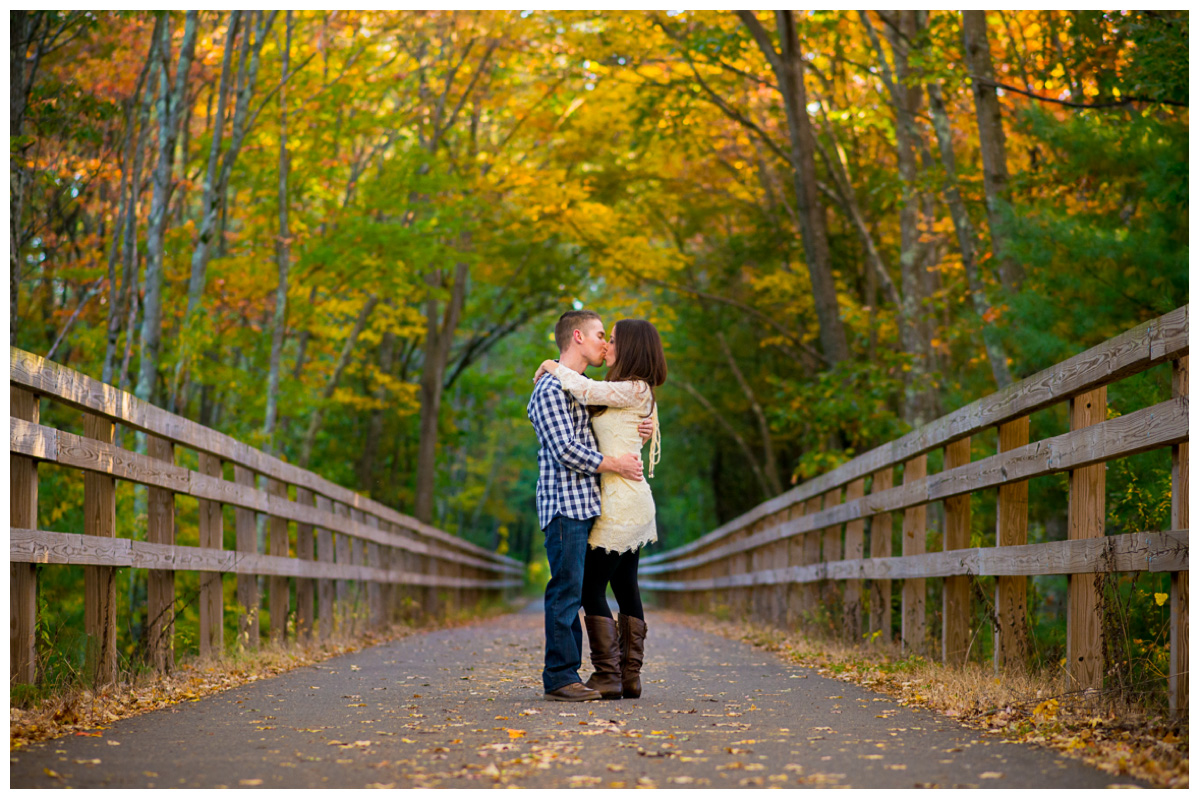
top-left (534, 318), bottom-right (666, 699)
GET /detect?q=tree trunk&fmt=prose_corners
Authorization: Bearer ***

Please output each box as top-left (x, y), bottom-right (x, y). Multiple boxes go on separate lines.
top-left (104, 23), bottom-right (159, 385)
top-left (263, 11), bottom-right (292, 452)
top-left (961, 10), bottom-right (1022, 293)
top-left (862, 11), bottom-right (938, 427)
top-left (136, 11), bottom-right (198, 406)
top-left (920, 13), bottom-right (1013, 390)
top-left (174, 11), bottom-right (276, 410)
top-left (414, 259), bottom-right (469, 524)
top-left (737, 10), bottom-right (849, 365)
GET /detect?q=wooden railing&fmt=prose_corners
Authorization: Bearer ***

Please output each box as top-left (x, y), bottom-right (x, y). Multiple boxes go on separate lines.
top-left (9, 348), bottom-right (524, 686)
top-left (643, 306), bottom-right (1189, 713)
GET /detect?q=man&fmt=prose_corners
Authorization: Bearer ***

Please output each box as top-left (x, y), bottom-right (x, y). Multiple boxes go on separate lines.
top-left (527, 309), bottom-right (651, 701)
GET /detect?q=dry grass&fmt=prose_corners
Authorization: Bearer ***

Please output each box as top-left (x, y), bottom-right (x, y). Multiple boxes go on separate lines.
top-left (660, 609), bottom-right (1189, 789)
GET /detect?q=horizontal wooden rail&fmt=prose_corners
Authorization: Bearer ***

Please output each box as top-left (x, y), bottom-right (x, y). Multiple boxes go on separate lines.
top-left (643, 305), bottom-right (1187, 567)
top-left (10, 347), bottom-right (520, 572)
top-left (643, 531), bottom-right (1188, 590)
top-left (642, 398), bottom-right (1187, 575)
top-left (11, 530), bottom-right (522, 589)
top-left (9, 416), bottom-right (521, 576)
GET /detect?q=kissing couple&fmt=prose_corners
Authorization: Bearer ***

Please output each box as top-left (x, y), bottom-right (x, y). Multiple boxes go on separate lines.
top-left (527, 309), bottom-right (667, 701)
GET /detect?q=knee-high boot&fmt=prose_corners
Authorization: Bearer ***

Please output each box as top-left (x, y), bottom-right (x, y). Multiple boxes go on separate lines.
top-left (584, 615), bottom-right (622, 699)
top-left (617, 613), bottom-right (647, 699)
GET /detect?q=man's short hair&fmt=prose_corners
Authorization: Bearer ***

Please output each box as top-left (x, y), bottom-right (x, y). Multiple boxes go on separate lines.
top-left (554, 309), bottom-right (602, 352)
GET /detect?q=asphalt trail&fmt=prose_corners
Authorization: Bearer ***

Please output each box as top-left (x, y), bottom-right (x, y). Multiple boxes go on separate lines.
top-left (10, 601), bottom-right (1139, 789)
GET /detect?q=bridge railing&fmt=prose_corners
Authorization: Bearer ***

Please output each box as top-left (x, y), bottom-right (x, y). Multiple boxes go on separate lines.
top-left (642, 306), bottom-right (1188, 713)
top-left (10, 347), bottom-right (524, 686)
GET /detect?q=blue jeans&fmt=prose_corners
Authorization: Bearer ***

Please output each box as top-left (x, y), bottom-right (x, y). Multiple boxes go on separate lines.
top-left (542, 514), bottom-right (593, 693)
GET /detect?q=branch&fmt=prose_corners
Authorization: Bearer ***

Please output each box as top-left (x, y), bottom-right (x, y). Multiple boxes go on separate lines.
top-left (974, 76), bottom-right (1187, 109)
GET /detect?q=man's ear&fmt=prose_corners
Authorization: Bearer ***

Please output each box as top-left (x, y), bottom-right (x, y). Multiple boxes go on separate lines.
top-left (573, 328), bottom-right (583, 345)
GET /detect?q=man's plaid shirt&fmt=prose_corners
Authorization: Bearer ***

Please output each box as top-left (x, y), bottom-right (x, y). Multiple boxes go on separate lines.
top-left (528, 373), bottom-right (604, 530)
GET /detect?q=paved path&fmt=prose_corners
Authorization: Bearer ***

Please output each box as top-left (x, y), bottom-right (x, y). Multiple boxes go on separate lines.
top-left (11, 602), bottom-right (1138, 789)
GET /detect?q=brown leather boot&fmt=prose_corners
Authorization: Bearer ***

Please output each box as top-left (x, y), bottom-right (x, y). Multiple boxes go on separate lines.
top-left (617, 613), bottom-right (647, 699)
top-left (583, 615), bottom-right (623, 699)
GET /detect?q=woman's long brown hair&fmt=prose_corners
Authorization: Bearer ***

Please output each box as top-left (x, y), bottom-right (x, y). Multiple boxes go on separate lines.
top-left (591, 319), bottom-right (667, 417)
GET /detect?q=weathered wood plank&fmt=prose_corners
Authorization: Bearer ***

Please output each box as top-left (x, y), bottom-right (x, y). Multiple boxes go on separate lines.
top-left (83, 413), bottom-right (117, 686)
top-left (9, 529), bottom-right (523, 589)
top-left (639, 531), bottom-right (1189, 591)
top-left (641, 398), bottom-right (1187, 575)
top-left (1067, 388), bottom-right (1106, 690)
top-left (234, 465), bottom-right (259, 651)
top-left (296, 487), bottom-right (315, 643)
top-left (11, 347), bottom-right (523, 572)
top-left (334, 501), bottom-right (351, 634)
top-left (267, 479), bottom-right (290, 644)
top-left (1170, 356), bottom-right (1188, 715)
top-left (821, 488), bottom-right (843, 622)
top-left (642, 305), bottom-right (1189, 567)
top-left (146, 434), bottom-right (175, 674)
top-left (10, 415), bottom-right (55, 461)
top-left (869, 467), bottom-right (893, 644)
top-left (901, 456), bottom-right (927, 655)
top-left (841, 478), bottom-right (865, 641)
top-left (12, 416), bottom-right (516, 577)
top-left (315, 494), bottom-right (335, 642)
top-left (198, 453), bottom-right (223, 658)
top-left (942, 437), bottom-right (971, 666)
top-left (11, 388), bottom-right (39, 685)
top-left (995, 417), bottom-right (1031, 671)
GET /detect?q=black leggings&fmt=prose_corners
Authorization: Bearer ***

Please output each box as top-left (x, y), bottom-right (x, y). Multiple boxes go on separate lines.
top-left (581, 546), bottom-right (644, 620)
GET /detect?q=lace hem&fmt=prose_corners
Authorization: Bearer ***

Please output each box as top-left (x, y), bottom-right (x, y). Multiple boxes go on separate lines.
top-left (588, 534), bottom-right (657, 556)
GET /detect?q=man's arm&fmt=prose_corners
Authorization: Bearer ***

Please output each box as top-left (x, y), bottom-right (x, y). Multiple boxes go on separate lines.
top-left (530, 381), bottom-right (643, 481)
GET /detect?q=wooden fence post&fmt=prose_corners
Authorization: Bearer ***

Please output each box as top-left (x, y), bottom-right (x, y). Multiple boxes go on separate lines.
top-left (334, 501), bottom-right (351, 632)
top-left (197, 453), bottom-right (223, 659)
top-left (869, 466), bottom-right (894, 644)
top-left (1067, 390), bottom-right (1106, 690)
top-left (296, 487), bottom-right (315, 643)
top-left (942, 437), bottom-right (972, 666)
top-left (234, 465), bottom-right (259, 650)
top-left (842, 478), bottom-right (866, 641)
top-left (83, 413), bottom-right (118, 685)
top-left (146, 434), bottom-right (176, 673)
top-left (822, 488), bottom-right (843, 629)
top-left (1170, 357), bottom-right (1188, 715)
top-left (995, 417), bottom-right (1031, 670)
top-left (901, 456), bottom-right (927, 655)
top-left (350, 506), bottom-right (362, 633)
top-left (266, 478), bottom-right (290, 644)
top-left (800, 496), bottom-right (822, 625)
top-left (366, 514), bottom-right (383, 630)
top-left (750, 521), bottom-right (766, 623)
top-left (315, 495), bottom-right (334, 641)
top-left (730, 526), bottom-right (751, 620)
top-left (11, 387), bottom-right (39, 685)
top-left (771, 512), bottom-right (789, 628)
top-left (785, 503), bottom-right (805, 627)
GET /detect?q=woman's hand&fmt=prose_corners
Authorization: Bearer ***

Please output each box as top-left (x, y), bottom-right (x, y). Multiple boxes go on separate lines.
top-left (533, 359), bottom-right (558, 383)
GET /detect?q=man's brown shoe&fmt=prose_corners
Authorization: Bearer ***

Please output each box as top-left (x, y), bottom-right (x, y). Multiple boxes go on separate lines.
top-left (543, 682), bottom-right (602, 702)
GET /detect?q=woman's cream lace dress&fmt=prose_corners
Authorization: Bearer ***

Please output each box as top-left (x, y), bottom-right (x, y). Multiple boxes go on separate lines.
top-left (553, 364), bottom-right (661, 554)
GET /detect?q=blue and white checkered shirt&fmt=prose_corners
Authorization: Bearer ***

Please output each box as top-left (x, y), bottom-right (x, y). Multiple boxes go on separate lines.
top-left (528, 373), bottom-right (604, 531)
